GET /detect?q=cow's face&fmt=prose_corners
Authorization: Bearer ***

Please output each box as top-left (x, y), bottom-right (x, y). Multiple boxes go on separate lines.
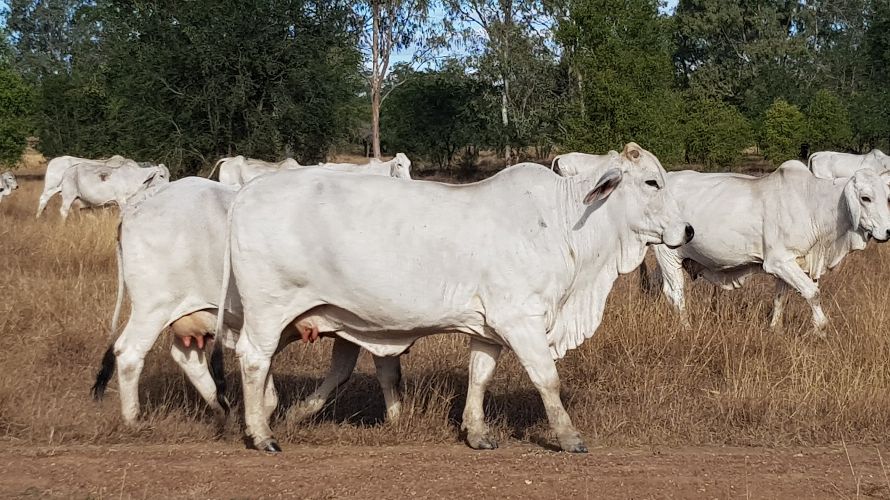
top-left (584, 144), bottom-right (693, 249)
top-left (1, 172), bottom-right (17, 191)
top-left (390, 153), bottom-right (412, 179)
top-left (846, 169), bottom-right (890, 242)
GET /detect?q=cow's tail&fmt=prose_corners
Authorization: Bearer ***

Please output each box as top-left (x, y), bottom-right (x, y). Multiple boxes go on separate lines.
top-left (92, 222), bottom-right (125, 401)
top-left (208, 158), bottom-right (226, 180)
top-left (210, 200), bottom-right (237, 413)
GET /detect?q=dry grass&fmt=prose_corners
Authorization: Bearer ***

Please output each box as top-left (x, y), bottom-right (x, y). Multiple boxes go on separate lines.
top-left (3, 177), bottom-right (890, 451)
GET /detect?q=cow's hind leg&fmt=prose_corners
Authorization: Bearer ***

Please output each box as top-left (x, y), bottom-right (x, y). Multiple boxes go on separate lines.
top-left (237, 321), bottom-right (281, 452)
top-left (169, 340), bottom-right (229, 428)
top-left (113, 313), bottom-right (167, 424)
top-left (373, 354), bottom-right (403, 422)
top-left (462, 338), bottom-right (502, 449)
top-left (502, 319), bottom-right (586, 453)
top-left (36, 187), bottom-right (60, 218)
top-left (769, 278), bottom-right (788, 331)
top-left (286, 337), bottom-right (361, 423)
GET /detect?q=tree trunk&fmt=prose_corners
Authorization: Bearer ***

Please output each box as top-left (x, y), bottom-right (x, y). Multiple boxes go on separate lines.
top-left (371, 0), bottom-right (382, 159)
top-left (501, 89), bottom-right (511, 166)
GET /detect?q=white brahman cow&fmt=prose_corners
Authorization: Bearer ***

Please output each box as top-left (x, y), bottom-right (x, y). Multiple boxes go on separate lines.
top-left (809, 149), bottom-right (890, 179)
top-left (37, 155), bottom-right (136, 217)
top-left (91, 177), bottom-right (405, 427)
top-left (58, 160), bottom-right (169, 220)
top-left (320, 153), bottom-right (412, 179)
top-left (648, 160), bottom-right (890, 333)
top-left (211, 156), bottom-right (301, 187)
top-left (1, 171), bottom-right (18, 202)
top-left (217, 142), bottom-right (694, 453)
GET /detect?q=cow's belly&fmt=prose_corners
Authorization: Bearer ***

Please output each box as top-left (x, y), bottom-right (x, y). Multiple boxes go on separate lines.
top-left (289, 303), bottom-right (488, 357)
top-left (679, 234), bottom-right (763, 271)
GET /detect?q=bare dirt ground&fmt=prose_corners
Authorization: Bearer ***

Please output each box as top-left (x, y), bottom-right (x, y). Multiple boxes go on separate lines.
top-left (3, 443), bottom-right (889, 499)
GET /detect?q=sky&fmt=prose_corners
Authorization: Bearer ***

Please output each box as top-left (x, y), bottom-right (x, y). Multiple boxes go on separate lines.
top-left (392, 0), bottom-right (680, 66)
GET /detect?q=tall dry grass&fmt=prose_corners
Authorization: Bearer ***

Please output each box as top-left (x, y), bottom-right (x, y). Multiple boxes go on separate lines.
top-left (2, 177), bottom-right (890, 450)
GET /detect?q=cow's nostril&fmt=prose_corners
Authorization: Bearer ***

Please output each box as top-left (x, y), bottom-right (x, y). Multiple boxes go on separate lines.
top-left (684, 224), bottom-right (695, 242)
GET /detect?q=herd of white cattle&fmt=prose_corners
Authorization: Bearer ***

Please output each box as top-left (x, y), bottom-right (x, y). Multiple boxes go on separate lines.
top-left (3, 145), bottom-right (889, 453)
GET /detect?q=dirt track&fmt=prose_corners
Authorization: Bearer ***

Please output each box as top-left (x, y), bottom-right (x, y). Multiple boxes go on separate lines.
top-left (1, 443), bottom-right (888, 499)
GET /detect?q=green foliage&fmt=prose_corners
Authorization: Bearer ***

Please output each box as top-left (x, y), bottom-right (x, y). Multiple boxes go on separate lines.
top-left (0, 65), bottom-right (35, 166)
top-left (557, 0), bottom-right (685, 163)
top-left (760, 99), bottom-right (805, 165)
top-left (381, 64), bottom-right (488, 169)
top-left (683, 96), bottom-right (752, 168)
top-left (806, 90), bottom-right (852, 152)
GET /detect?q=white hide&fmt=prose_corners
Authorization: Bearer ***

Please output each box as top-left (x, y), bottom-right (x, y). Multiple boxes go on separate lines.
top-left (809, 149), bottom-right (890, 179)
top-left (103, 177), bottom-right (401, 425)
top-left (213, 156), bottom-right (301, 187)
top-left (58, 161), bottom-right (169, 220)
top-left (36, 155), bottom-right (136, 217)
top-left (551, 151), bottom-right (619, 177)
top-left (223, 142), bottom-right (692, 451)
top-left (652, 160), bottom-right (890, 332)
top-left (320, 152), bottom-right (412, 179)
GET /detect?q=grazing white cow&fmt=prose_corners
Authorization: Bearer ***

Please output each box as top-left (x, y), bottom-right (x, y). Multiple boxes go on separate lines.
top-left (551, 151), bottom-right (619, 177)
top-left (0, 171), bottom-right (18, 202)
top-left (58, 161), bottom-right (169, 220)
top-left (37, 155), bottom-right (136, 217)
top-left (91, 177), bottom-right (404, 426)
top-left (211, 156), bottom-right (301, 187)
top-left (321, 153), bottom-right (412, 179)
top-left (218, 143), bottom-right (693, 453)
top-left (809, 149), bottom-right (890, 179)
top-left (648, 160), bottom-right (890, 333)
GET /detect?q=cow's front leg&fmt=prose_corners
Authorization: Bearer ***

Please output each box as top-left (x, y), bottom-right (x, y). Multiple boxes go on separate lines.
top-left (501, 318), bottom-right (587, 453)
top-left (763, 258), bottom-right (827, 335)
top-left (236, 328), bottom-right (280, 452)
top-left (461, 338), bottom-right (501, 449)
top-left (653, 245), bottom-right (690, 328)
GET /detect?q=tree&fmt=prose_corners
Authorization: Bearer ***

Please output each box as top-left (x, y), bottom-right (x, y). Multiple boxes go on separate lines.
top-left (381, 63), bottom-right (488, 170)
top-left (444, 0), bottom-right (557, 164)
top-left (556, 0), bottom-right (685, 164)
top-left (806, 89), bottom-right (852, 152)
top-left (760, 98), bottom-right (805, 165)
top-left (674, 0), bottom-right (813, 118)
top-left (362, 0), bottom-right (433, 159)
top-left (684, 96), bottom-right (752, 168)
top-left (0, 65), bottom-right (35, 166)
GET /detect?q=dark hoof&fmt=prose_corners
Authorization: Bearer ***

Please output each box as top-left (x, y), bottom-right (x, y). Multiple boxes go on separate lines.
top-left (257, 438), bottom-right (282, 453)
top-left (467, 434), bottom-right (498, 450)
top-left (563, 442), bottom-right (588, 453)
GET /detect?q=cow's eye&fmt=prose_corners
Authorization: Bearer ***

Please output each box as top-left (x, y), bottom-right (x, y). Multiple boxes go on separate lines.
top-left (861, 196), bottom-right (872, 203)
top-left (645, 180), bottom-right (660, 189)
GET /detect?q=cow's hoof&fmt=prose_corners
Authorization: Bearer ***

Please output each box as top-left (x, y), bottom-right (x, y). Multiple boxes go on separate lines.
top-left (257, 438), bottom-right (282, 453)
top-left (562, 442), bottom-right (588, 453)
top-left (467, 433), bottom-right (498, 450)
top-left (560, 435), bottom-right (588, 453)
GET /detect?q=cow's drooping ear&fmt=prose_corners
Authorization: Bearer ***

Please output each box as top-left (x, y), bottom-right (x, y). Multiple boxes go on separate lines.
top-left (584, 168), bottom-right (623, 205)
top-left (844, 179), bottom-right (861, 231)
top-left (622, 142), bottom-right (642, 162)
